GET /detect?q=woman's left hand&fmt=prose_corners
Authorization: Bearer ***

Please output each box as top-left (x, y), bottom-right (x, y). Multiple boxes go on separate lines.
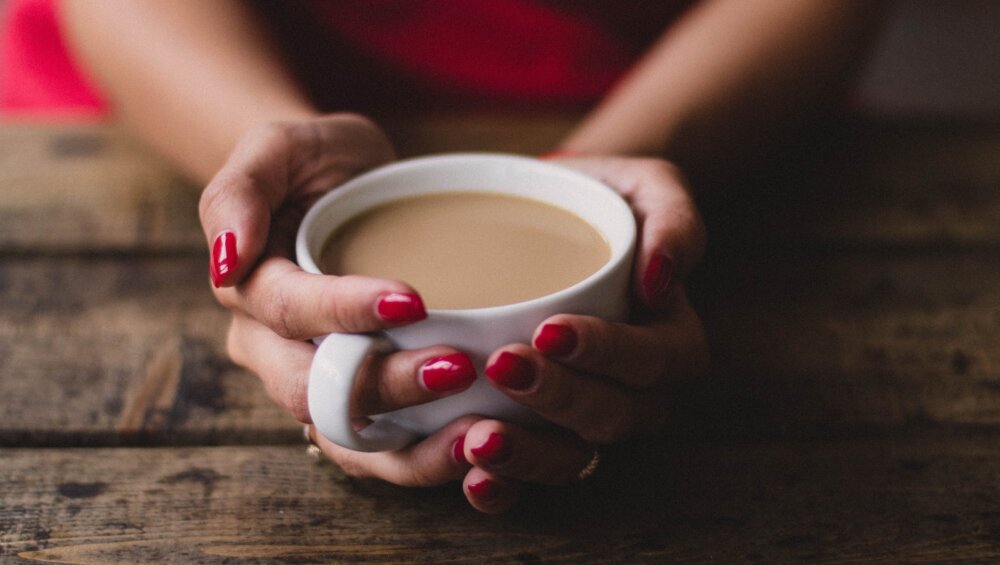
top-left (460, 156), bottom-right (710, 513)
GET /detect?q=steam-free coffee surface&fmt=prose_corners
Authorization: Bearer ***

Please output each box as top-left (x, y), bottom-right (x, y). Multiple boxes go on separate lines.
top-left (320, 192), bottom-right (610, 309)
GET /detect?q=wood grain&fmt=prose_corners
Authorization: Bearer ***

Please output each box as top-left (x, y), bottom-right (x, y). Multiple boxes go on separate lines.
top-left (2, 116), bottom-right (1000, 562)
top-left (689, 251), bottom-right (1000, 437)
top-left (3, 120), bottom-right (1000, 253)
top-left (3, 251), bottom-right (999, 442)
top-left (0, 125), bottom-right (203, 253)
top-left (0, 256), bottom-right (297, 445)
top-left (772, 121), bottom-right (1000, 248)
top-left (3, 436), bottom-right (1000, 563)
top-left (0, 117), bottom-right (574, 254)
top-left (3, 120), bottom-right (1000, 442)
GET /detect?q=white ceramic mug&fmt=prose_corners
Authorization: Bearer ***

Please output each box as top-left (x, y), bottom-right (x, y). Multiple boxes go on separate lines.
top-left (296, 153), bottom-right (636, 452)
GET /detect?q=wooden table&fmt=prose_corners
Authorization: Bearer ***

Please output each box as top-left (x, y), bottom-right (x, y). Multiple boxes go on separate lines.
top-left (2, 115), bottom-right (1000, 563)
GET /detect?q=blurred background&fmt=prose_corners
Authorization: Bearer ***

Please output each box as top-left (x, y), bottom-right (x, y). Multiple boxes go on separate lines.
top-left (855, 0), bottom-right (1000, 119)
top-left (1, 0), bottom-right (998, 121)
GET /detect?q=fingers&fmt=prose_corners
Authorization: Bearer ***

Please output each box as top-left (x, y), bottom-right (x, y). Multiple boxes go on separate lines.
top-left (554, 157), bottom-right (706, 308)
top-left (200, 123), bottom-right (309, 288)
top-left (352, 346), bottom-right (477, 416)
top-left (484, 310), bottom-right (711, 443)
top-left (217, 255), bottom-right (427, 339)
top-left (626, 161), bottom-right (705, 306)
top-left (312, 416), bottom-right (523, 514)
top-left (199, 114), bottom-right (395, 288)
top-left (484, 344), bottom-right (659, 445)
top-left (228, 314), bottom-right (477, 423)
top-left (462, 468), bottom-right (521, 515)
top-left (227, 313), bottom-right (315, 423)
top-left (531, 303), bottom-right (710, 389)
top-left (462, 420), bottom-right (594, 486)
top-left (308, 417), bottom-right (476, 487)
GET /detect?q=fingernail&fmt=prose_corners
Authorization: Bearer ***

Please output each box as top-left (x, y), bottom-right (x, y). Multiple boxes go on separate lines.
top-left (471, 432), bottom-right (510, 465)
top-left (534, 324), bottom-right (577, 357)
top-left (484, 352), bottom-right (534, 391)
top-left (642, 253), bottom-right (673, 303)
top-left (210, 231), bottom-right (238, 288)
top-left (421, 352), bottom-right (477, 392)
top-left (467, 478), bottom-right (499, 502)
top-left (376, 292), bottom-right (427, 323)
top-left (451, 435), bottom-right (468, 465)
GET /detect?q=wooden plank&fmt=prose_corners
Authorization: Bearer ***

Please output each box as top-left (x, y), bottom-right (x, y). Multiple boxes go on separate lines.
top-left (728, 120), bottom-right (1000, 249)
top-left (4, 120), bottom-right (1000, 254)
top-left (0, 125), bottom-right (203, 253)
top-left (3, 436), bottom-right (1000, 563)
top-left (0, 257), bottom-right (297, 445)
top-left (2, 120), bottom-right (999, 442)
top-left (1, 250), bottom-right (998, 443)
top-left (690, 250), bottom-right (1000, 436)
top-left (0, 116), bottom-right (575, 254)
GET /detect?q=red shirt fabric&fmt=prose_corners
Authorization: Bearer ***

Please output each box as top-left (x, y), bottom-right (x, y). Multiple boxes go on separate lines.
top-left (0, 0), bottom-right (689, 120)
top-left (0, 0), bottom-right (108, 120)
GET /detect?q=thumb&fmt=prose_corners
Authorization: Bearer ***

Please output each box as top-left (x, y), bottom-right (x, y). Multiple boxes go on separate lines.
top-left (198, 116), bottom-right (396, 288)
top-left (199, 124), bottom-right (293, 288)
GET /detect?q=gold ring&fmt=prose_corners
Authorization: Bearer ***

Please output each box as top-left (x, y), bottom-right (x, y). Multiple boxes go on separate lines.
top-left (303, 425), bottom-right (323, 461)
top-left (576, 448), bottom-right (601, 482)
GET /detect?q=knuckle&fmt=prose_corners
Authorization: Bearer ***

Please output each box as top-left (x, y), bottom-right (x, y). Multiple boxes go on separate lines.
top-left (323, 289), bottom-right (365, 333)
top-left (250, 121), bottom-right (295, 149)
top-left (198, 180), bottom-right (229, 224)
top-left (640, 158), bottom-right (684, 187)
top-left (343, 116), bottom-right (395, 165)
top-left (646, 157), bottom-right (678, 176)
top-left (261, 287), bottom-right (300, 340)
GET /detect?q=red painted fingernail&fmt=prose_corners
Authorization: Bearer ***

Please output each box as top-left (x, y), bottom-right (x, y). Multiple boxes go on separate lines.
top-left (468, 478), bottom-right (499, 502)
top-left (471, 432), bottom-right (510, 464)
top-left (534, 324), bottom-right (577, 357)
top-left (421, 352), bottom-right (477, 392)
top-left (376, 293), bottom-right (427, 323)
top-left (642, 253), bottom-right (673, 303)
top-left (484, 352), bottom-right (534, 391)
top-left (452, 436), bottom-right (468, 465)
top-left (210, 231), bottom-right (238, 288)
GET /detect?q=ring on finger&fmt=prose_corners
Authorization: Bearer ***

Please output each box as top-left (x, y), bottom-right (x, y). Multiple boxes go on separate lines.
top-left (576, 447), bottom-right (601, 482)
top-left (304, 425), bottom-right (324, 462)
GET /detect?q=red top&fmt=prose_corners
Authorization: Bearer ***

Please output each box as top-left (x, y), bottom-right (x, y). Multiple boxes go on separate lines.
top-left (0, 0), bottom-right (689, 120)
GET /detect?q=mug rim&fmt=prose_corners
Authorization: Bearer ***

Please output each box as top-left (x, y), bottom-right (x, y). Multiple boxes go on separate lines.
top-left (295, 152), bottom-right (637, 317)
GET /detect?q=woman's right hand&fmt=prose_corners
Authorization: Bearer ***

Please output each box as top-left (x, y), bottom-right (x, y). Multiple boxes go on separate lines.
top-left (198, 115), bottom-right (480, 486)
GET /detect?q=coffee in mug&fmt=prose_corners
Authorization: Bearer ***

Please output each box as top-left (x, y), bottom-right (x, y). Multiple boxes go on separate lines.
top-left (296, 154), bottom-right (636, 452)
top-left (319, 192), bottom-right (611, 310)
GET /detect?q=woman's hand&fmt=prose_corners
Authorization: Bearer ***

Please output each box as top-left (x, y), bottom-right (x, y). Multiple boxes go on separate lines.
top-left (460, 156), bottom-right (710, 513)
top-left (199, 115), bottom-right (480, 486)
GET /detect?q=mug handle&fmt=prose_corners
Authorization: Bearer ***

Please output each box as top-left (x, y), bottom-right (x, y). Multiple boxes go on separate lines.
top-left (308, 333), bottom-right (420, 452)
